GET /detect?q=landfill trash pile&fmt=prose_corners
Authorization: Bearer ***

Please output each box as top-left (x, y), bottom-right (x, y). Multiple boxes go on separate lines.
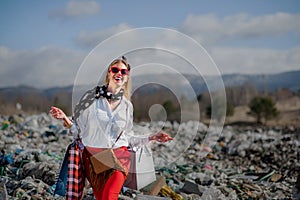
top-left (0, 113), bottom-right (299, 199)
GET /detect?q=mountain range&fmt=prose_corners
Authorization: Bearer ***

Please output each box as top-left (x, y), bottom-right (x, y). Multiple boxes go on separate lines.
top-left (0, 70), bottom-right (299, 114)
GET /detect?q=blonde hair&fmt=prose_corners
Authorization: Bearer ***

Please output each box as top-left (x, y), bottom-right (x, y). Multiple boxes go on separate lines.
top-left (105, 56), bottom-right (131, 100)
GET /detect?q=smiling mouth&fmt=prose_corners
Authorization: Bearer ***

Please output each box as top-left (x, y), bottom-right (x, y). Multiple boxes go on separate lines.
top-left (114, 75), bottom-right (123, 82)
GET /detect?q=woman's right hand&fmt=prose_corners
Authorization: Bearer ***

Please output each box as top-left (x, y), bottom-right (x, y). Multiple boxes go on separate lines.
top-left (49, 106), bottom-right (72, 128)
top-left (50, 106), bottom-right (67, 119)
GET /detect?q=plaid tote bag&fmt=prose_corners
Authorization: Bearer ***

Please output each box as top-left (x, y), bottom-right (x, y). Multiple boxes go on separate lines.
top-left (53, 138), bottom-right (85, 199)
top-left (66, 138), bottom-right (85, 200)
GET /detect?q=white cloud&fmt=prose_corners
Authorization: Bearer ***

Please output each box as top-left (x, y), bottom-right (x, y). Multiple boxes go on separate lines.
top-left (176, 12), bottom-right (300, 75)
top-left (73, 26), bottom-right (300, 77)
top-left (49, 0), bottom-right (100, 19)
top-left (0, 44), bottom-right (299, 89)
top-left (0, 46), bottom-right (85, 88)
top-left (180, 12), bottom-right (300, 45)
top-left (75, 23), bottom-right (132, 49)
top-left (2, 15), bottom-right (300, 89)
top-left (211, 46), bottom-right (300, 74)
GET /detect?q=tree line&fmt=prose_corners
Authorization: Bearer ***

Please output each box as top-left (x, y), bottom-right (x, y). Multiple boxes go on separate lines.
top-left (0, 84), bottom-right (299, 125)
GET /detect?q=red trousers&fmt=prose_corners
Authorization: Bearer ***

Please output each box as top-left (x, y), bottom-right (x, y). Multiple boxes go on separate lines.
top-left (82, 147), bottom-right (130, 200)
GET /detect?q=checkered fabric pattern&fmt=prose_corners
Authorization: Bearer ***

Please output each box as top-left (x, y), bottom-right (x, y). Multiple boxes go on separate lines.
top-left (66, 140), bottom-right (85, 200)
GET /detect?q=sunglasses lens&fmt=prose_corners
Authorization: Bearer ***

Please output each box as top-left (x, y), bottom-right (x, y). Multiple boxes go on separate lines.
top-left (121, 69), bottom-right (127, 75)
top-left (111, 67), bottom-right (119, 73)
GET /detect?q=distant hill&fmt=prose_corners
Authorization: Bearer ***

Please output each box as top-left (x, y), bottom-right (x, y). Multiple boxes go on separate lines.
top-left (132, 70), bottom-right (300, 97)
top-left (189, 70), bottom-right (300, 94)
top-left (0, 70), bottom-right (299, 115)
top-left (222, 70), bottom-right (300, 93)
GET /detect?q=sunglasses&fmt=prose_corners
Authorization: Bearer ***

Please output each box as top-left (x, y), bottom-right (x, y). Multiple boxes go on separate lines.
top-left (109, 67), bottom-right (129, 75)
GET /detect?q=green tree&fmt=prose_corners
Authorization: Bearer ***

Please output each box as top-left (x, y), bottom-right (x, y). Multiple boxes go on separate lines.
top-left (248, 96), bottom-right (279, 124)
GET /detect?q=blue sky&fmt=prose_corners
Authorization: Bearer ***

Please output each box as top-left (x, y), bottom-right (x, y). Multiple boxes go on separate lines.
top-left (0, 0), bottom-right (299, 88)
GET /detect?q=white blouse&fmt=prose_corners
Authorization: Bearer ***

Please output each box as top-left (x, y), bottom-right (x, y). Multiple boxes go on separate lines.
top-left (70, 97), bottom-right (149, 148)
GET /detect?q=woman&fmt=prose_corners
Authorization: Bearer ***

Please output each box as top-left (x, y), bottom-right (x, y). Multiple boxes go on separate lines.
top-left (50, 56), bottom-right (173, 200)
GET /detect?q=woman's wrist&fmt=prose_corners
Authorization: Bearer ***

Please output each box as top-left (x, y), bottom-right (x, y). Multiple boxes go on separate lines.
top-left (63, 117), bottom-right (73, 129)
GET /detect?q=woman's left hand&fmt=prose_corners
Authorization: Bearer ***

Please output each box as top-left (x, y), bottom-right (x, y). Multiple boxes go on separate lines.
top-left (149, 132), bottom-right (173, 143)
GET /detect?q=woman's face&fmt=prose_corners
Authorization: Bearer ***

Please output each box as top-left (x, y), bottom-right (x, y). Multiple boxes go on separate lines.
top-left (107, 62), bottom-right (129, 88)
